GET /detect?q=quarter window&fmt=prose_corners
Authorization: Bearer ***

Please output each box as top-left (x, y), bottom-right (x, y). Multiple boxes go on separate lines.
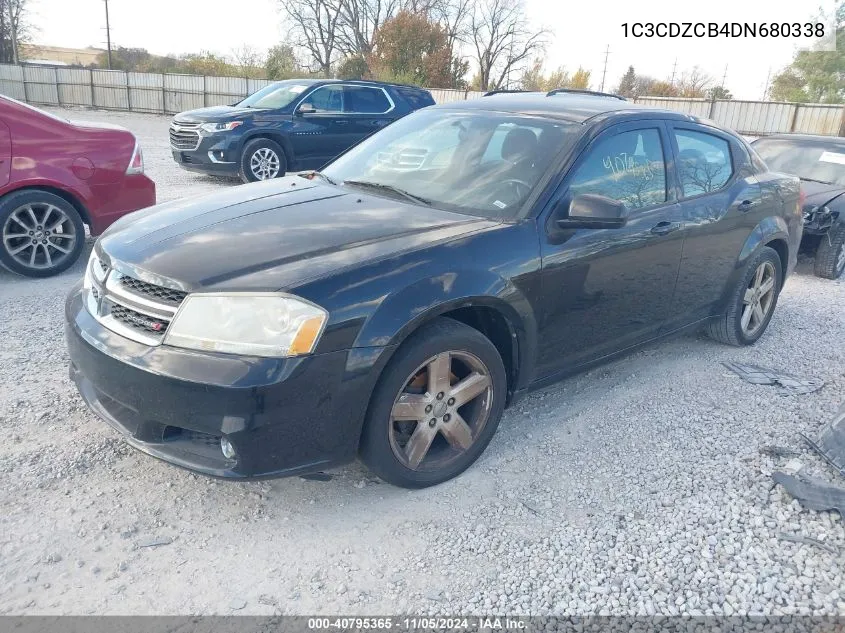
top-left (344, 86), bottom-right (392, 114)
top-left (568, 129), bottom-right (667, 210)
top-left (674, 129), bottom-right (733, 197)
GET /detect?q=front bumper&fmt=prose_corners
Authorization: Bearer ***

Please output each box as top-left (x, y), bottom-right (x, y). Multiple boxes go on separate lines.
top-left (65, 285), bottom-right (380, 479)
top-left (171, 134), bottom-right (240, 176)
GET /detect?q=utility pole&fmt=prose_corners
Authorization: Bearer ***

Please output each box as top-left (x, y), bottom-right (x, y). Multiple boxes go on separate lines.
top-left (720, 64), bottom-right (728, 89)
top-left (599, 45), bottom-right (610, 92)
top-left (761, 67), bottom-right (771, 101)
top-left (104, 0), bottom-right (113, 69)
top-left (669, 58), bottom-right (678, 86)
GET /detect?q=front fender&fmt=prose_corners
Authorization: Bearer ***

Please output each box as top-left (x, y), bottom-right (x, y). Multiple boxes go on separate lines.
top-left (354, 269), bottom-right (538, 392)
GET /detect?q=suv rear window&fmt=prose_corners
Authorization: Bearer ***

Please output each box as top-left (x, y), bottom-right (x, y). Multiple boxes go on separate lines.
top-left (344, 86), bottom-right (392, 114)
top-left (396, 87), bottom-right (435, 110)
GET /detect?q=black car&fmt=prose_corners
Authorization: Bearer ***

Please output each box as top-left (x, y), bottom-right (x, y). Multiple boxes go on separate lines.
top-left (169, 79), bottom-right (434, 183)
top-left (752, 134), bottom-right (845, 279)
top-left (67, 92), bottom-right (802, 488)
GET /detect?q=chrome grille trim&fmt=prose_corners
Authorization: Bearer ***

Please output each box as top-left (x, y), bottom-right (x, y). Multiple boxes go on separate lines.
top-left (169, 120), bottom-right (202, 151)
top-left (86, 259), bottom-right (188, 346)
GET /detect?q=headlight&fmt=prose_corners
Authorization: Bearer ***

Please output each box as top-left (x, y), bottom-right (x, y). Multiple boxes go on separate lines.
top-left (164, 293), bottom-right (328, 358)
top-left (199, 121), bottom-right (243, 134)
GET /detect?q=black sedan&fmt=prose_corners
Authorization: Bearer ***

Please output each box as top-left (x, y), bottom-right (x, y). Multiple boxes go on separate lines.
top-left (65, 92), bottom-right (802, 488)
top-left (752, 134), bottom-right (845, 279)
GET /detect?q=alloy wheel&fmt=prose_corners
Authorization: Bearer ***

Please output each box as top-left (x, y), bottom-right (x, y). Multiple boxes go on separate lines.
top-left (249, 148), bottom-right (281, 180)
top-left (2, 202), bottom-right (77, 271)
top-left (740, 261), bottom-right (776, 337)
top-left (388, 350), bottom-right (494, 472)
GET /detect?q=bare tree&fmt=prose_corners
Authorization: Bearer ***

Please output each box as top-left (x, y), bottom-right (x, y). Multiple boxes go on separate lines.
top-left (282, 0), bottom-right (344, 77)
top-left (676, 66), bottom-right (713, 98)
top-left (231, 44), bottom-right (265, 78)
top-left (334, 0), bottom-right (403, 58)
top-left (0, 0), bottom-right (31, 64)
top-left (468, 0), bottom-right (547, 91)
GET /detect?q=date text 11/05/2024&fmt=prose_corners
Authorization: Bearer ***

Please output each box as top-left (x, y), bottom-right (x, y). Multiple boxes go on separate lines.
top-left (307, 617), bottom-right (528, 630)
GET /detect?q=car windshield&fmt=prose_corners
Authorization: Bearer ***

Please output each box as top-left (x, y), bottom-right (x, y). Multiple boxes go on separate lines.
top-left (237, 81), bottom-right (313, 109)
top-left (322, 108), bottom-right (581, 219)
top-left (752, 138), bottom-right (845, 186)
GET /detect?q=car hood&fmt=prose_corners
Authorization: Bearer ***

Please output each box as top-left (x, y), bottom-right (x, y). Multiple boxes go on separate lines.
top-left (174, 105), bottom-right (262, 122)
top-left (801, 179), bottom-right (845, 210)
top-left (98, 177), bottom-right (495, 291)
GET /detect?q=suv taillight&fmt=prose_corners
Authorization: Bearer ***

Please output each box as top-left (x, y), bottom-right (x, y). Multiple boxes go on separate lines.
top-left (126, 140), bottom-right (144, 175)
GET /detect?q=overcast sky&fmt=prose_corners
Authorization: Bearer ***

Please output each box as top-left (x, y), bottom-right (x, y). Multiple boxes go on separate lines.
top-left (28, 0), bottom-right (834, 99)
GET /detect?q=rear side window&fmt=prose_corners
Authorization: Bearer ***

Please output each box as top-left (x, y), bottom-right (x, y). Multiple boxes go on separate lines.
top-left (674, 129), bottom-right (733, 197)
top-left (568, 128), bottom-right (667, 210)
top-left (396, 87), bottom-right (435, 110)
top-left (344, 86), bottom-right (392, 114)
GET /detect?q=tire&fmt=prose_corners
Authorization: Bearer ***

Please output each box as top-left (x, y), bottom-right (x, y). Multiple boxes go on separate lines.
top-left (705, 246), bottom-right (782, 346)
top-left (813, 224), bottom-right (845, 280)
top-left (360, 317), bottom-right (507, 488)
top-left (0, 190), bottom-right (85, 278)
top-left (238, 138), bottom-right (287, 184)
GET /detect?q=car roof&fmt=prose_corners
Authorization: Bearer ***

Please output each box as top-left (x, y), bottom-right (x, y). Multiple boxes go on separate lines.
top-left (431, 91), bottom-right (707, 126)
top-left (754, 133), bottom-right (845, 144)
top-left (301, 78), bottom-right (430, 92)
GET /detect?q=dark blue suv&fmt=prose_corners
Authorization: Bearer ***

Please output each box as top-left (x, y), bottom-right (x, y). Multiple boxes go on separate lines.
top-left (169, 79), bottom-right (435, 183)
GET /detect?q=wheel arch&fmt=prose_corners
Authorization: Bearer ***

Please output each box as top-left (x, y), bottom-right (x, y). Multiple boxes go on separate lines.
top-left (239, 131), bottom-right (294, 167)
top-left (0, 184), bottom-right (91, 228)
top-left (352, 271), bottom-right (538, 407)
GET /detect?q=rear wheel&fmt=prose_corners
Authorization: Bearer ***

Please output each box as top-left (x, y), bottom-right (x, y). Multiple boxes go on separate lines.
top-left (360, 318), bottom-right (507, 488)
top-left (814, 225), bottom-right (845, 280)
top-left (0, 190), bottom-right (85, 278)
top-left (239, 138), bottom-right (287, 184)
top-left (705, 246), bottom-right (782, 346)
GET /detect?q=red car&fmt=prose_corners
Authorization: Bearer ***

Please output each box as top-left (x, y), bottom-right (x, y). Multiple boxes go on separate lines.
top-left (0, 96), bottom-right (155, 278)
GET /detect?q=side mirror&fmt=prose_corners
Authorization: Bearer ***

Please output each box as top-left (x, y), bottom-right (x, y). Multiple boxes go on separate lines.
top-left (553, 193), bottom-right (629, 230)
top-left (296, 105), bottom-right (316, 116)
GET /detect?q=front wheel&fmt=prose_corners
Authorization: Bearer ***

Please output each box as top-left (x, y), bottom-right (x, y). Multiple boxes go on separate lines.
top-left (239, 138), bottom-right (287, 184)
top-left (814, 225), bottom-right (845, 280)
top-left (705, 245), bottom-right (782, 346)
top-left (360, 318), bottom-right (507, 488)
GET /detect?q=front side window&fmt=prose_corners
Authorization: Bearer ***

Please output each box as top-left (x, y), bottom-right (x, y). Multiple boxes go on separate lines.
top-left (299, 85), bottom-right (344, 113)
top-left (344, 86), bottom-right (392, 114)
top-left (675, 129), bottom-right (733, 197)
top-left (567, 128), bottom-right (667, 210)
top-left (322, 109), bottom-right (581, 219)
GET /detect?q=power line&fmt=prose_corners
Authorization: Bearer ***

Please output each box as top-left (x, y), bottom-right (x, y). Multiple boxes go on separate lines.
top-left (104, 0), bottom-right (112, 69)
top-left (599, 45), bottom-right (610, 92)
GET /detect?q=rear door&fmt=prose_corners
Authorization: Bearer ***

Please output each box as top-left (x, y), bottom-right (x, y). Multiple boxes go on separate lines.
top-left (0, 118), bottom-right (10, 186)
top-left (341, 85), bottom-right (395, 149)
top-left (536, 121), bottom-right (685, 377)
top-left (662, 124), bottom-right (764, 329)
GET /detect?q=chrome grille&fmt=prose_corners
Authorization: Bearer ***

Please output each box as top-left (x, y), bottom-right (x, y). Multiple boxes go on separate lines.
top-left (169, 120), bottom-right (201, 151)
top-left (118, 274), bottom-right (187, 306)
top-left (85, 256), bottom-right (187, 347)
top-left (108, 303), bottom-right (169, 339)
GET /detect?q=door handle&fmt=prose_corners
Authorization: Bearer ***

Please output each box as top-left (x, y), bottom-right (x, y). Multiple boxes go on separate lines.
top-left (737, 200), bottom-right (758, 212)
top-left (335, 120), bottom-right (349, 125)
top-left (650, 221), bottom-right (682, 236)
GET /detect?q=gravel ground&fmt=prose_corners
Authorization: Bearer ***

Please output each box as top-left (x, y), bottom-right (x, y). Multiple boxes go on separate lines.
top-left (0, 107), bottom-right (844, 616)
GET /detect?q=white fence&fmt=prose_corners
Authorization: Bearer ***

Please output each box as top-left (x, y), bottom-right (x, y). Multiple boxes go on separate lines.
top-left (0, 63), bottom-right (842, 136)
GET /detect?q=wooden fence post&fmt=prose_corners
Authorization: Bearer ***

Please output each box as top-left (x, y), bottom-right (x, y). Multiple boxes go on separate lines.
top-left (89, 68), bottom-right (95, 107)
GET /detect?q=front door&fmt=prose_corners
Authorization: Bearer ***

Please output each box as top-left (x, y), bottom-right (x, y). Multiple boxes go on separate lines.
top-left (536, 122), bottom-right (684, 378)
top-left (289, 84), bottom-right (346, 169)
